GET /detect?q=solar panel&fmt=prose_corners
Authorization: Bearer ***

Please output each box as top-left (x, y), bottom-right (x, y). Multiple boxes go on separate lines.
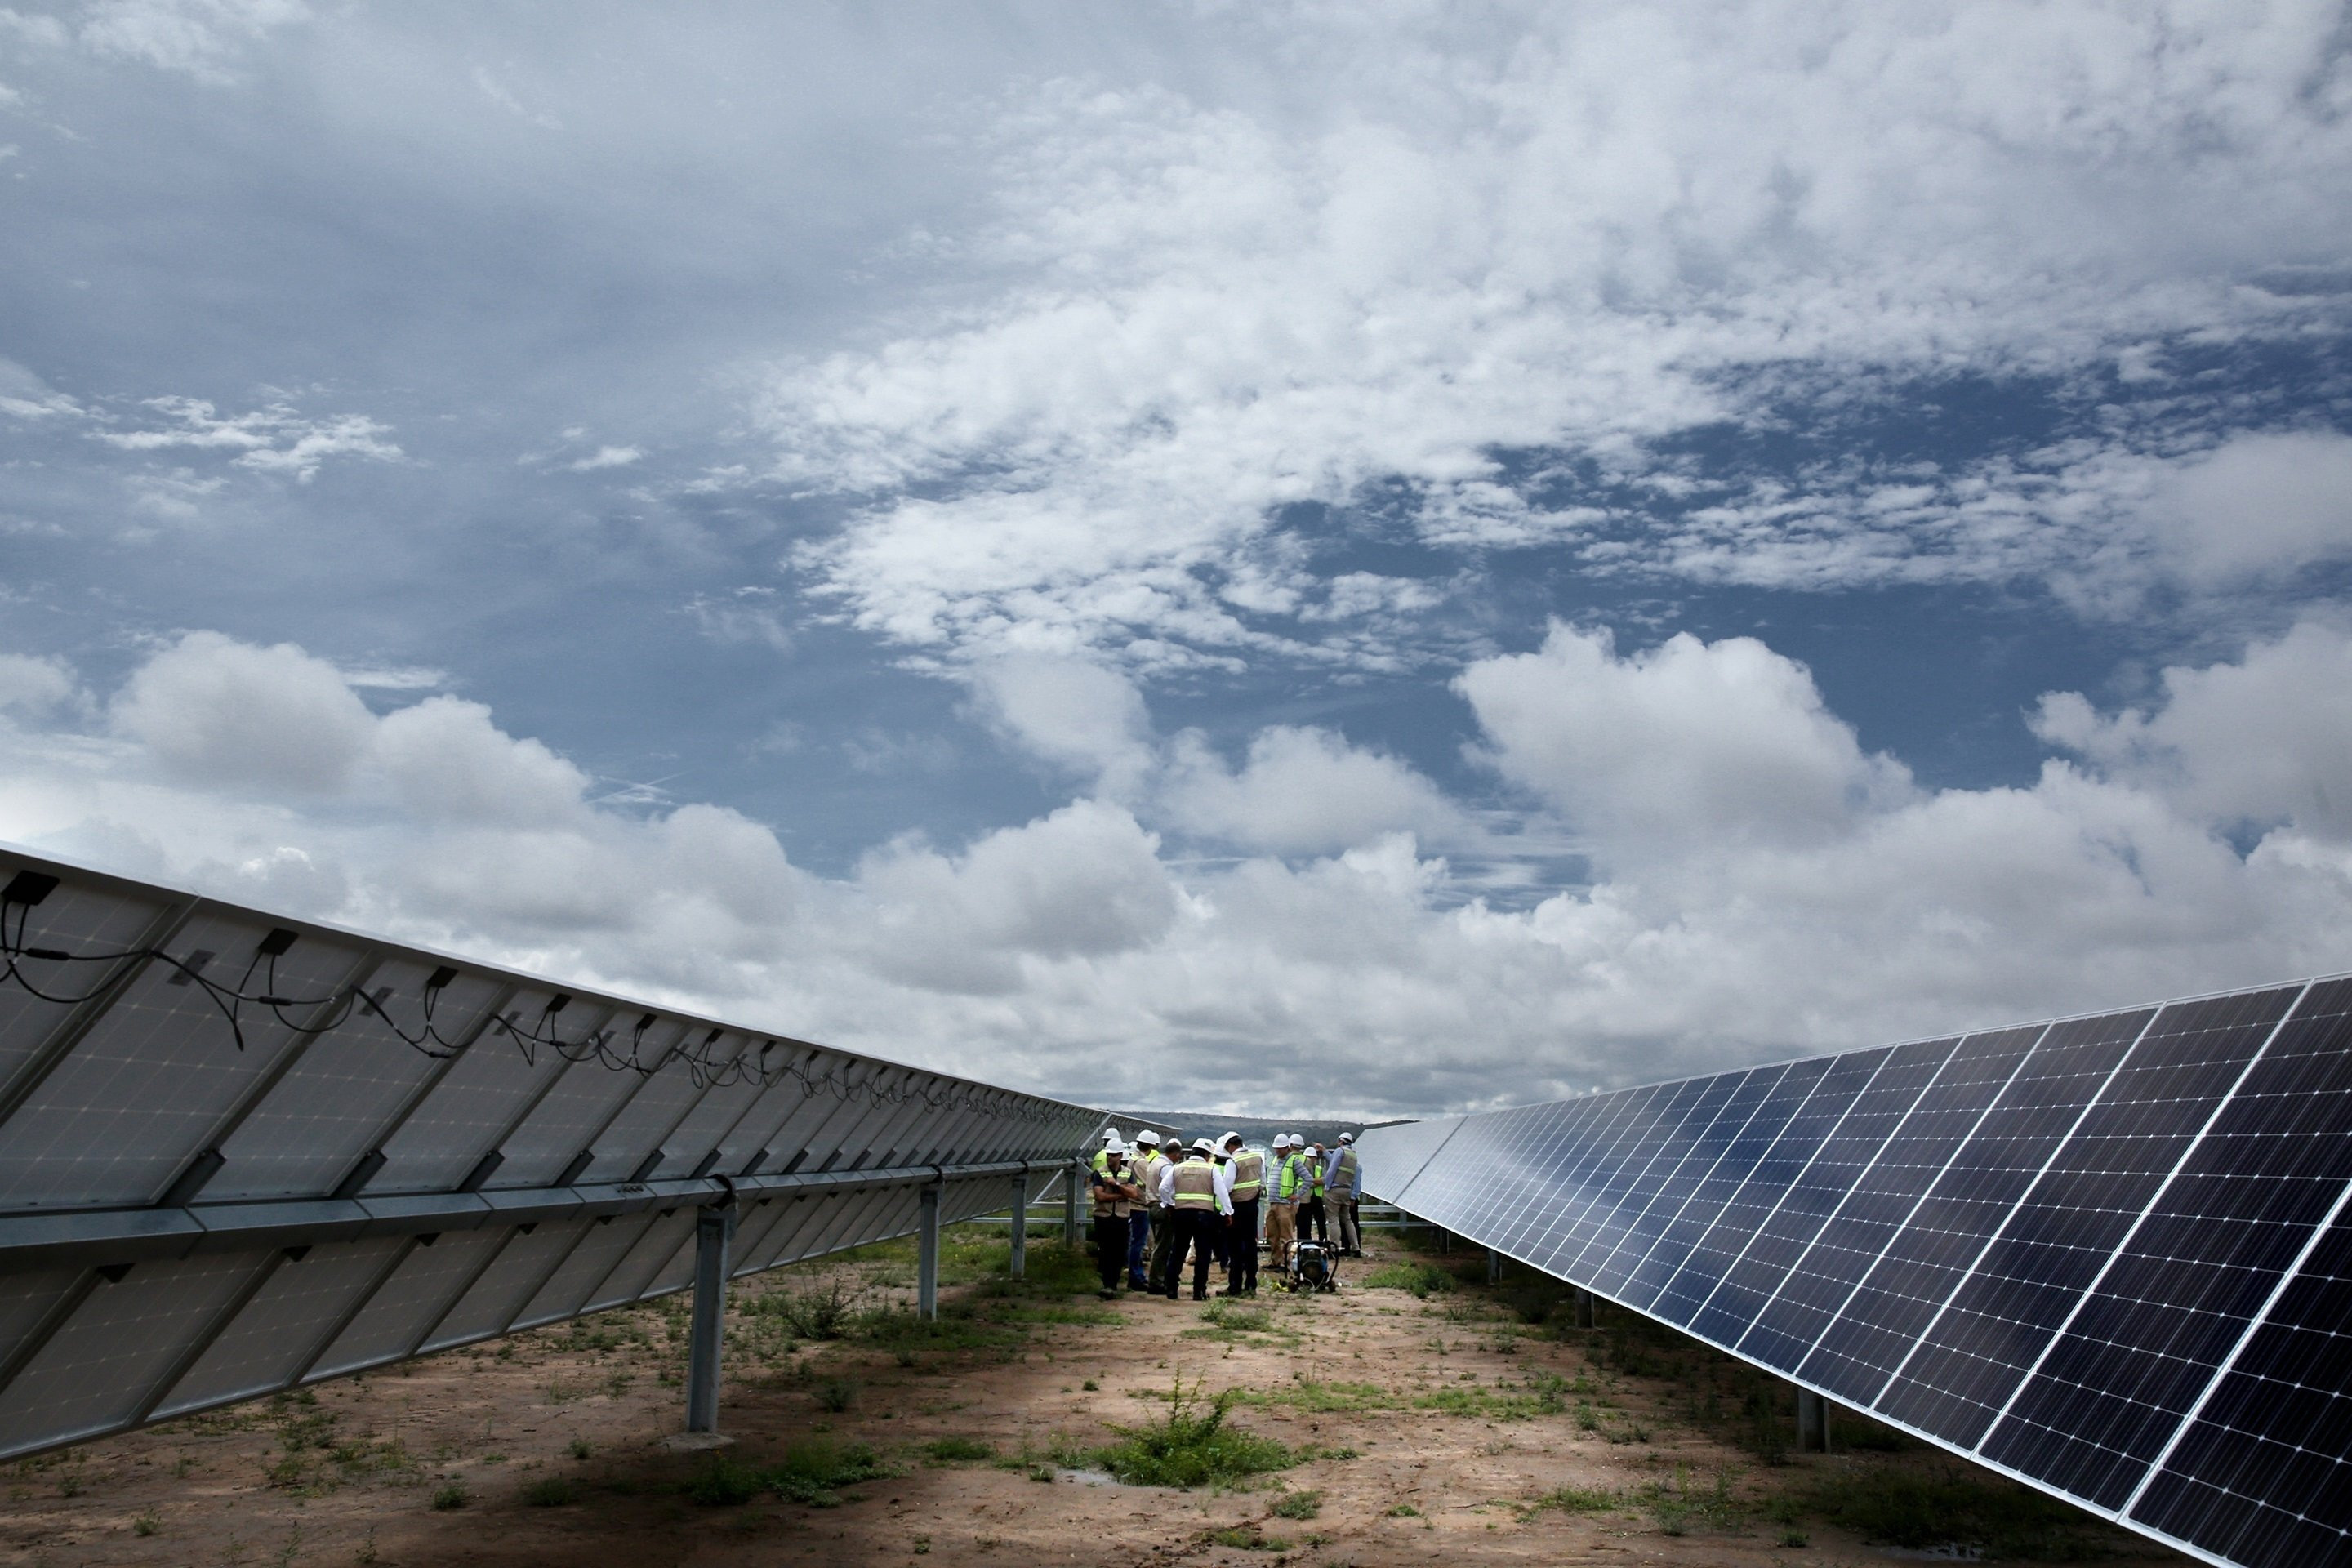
top-left (1356, 973), bottom-right (2352, 1568)
top-left (0, 844), bottom-right (1102, 1460)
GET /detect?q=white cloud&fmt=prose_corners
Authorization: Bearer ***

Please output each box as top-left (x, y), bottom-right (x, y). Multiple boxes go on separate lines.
top-left (684, 588), bottom-right (794, 653)
top-left (1160, 724), bottom-right (1469, 857)
top-left (76, 0), bottom-right (308, 82)
top-left (97, 395), bottom-right (399, 481)
top-left (371, 695), bottom-right (591, 826)
top-left (0, 653), bottom-right (78, 718)
top-left (11, 623), bottom-right (2352, 1115)
top-left (568, 443), bottom-right (641, 471)
top-left (0, 357), bottom-right (82, 421)
top-left (109, 630), bottom-right (377, 792)
top-left (1459, 624), bottom-right (1910, 860)
top-left (2032, 619), bottom-right (2352, 840)
top-left (754, 5), bottom-right (2352, 665)
top-left (965, 654), bottom-right (1155, 798)
top-left (2150, 431), bottom-right (2352, 586)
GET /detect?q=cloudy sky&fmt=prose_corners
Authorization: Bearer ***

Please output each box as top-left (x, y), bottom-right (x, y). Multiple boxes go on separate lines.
top-left (3, 1), bottom-right (2351, 1117)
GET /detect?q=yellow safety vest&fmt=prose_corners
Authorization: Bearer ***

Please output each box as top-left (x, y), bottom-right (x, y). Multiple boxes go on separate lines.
top-left (1274, 1152), bottom-right (1307, 1201)
top-left (1329, 1148), bottom-right (1359, 1198)
top-left (1229, 1151), bottom-right (1264, 1201)
top-left (1140, 1152), bottom-right (1166, 1204)
top-left (1170, 1158), bottom-right (1218, 1209)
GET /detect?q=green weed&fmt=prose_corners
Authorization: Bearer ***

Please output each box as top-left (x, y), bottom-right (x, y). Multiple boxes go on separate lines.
top-left (1093, 1377), bottom-right (1294, 1489)
top-left (922, 1437), bottom-right (996, 1464)
top-left (1270, 1488), bottom-right (1323, 1520)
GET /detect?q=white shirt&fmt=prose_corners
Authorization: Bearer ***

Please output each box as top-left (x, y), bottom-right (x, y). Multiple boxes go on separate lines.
top-left (1157, 1156), bottom-right (1234, 1217)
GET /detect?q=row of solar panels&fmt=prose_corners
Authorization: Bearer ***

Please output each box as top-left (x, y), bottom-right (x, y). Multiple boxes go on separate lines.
top-left (0, 845), bottom-right (1104, 1458)
top-left (1356, 975), bottom-right (2352, 1568)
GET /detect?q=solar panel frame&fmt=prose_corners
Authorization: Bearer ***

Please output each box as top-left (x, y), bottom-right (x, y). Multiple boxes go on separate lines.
top-left (0, 844), bottom-right (1104, 1463)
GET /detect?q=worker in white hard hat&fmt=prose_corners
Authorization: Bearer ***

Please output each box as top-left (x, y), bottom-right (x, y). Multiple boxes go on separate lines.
top-left (1089, 1146), bottom-right (1143, 1298)
top-left (1218, 1133), bottom-right (1264, 1296)
top-left (1146, 1129), bottom-right (1184, 1295)
top-left (1126, 1129), bottom-right (1164, 1291)
top-left (1264, 1134), bottom-right (1303, 1277)
top-left (1092, 1126), bottom-right (1123, 1179)
top-left (1325, 1132), bottom-right (1363, 1257)
top-left (1156, 1136), bottom-right (1232, 1300)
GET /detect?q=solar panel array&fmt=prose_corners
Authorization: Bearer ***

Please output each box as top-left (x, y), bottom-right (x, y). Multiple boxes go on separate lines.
top-left (1355, 976), bottom-right (2352, 1568)
top-left (0, 846), bottom-right (1102, 1460)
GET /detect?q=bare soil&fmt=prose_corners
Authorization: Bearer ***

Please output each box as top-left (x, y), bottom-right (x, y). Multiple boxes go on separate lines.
top-left (0, 1225), bottom-right (2196, 1568)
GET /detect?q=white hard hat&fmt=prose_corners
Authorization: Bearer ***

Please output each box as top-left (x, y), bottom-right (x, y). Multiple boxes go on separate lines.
top-left (1338, 1132), bottom-right (1355, 1144)
top-left (1134, 1129), bottom-right (1160, 1147)
top-left (1220, 1131), bottom-right (1243, 1150)
top-left (1272, 1134), bottom-right (1291, 1149)
top-left (1101, 1127), bottom-right (1121, 1143)
top-left (1190, 1137), bottom-right (1214, 1154)
top-left (1284, 1133), bottom-right (1303, 1146)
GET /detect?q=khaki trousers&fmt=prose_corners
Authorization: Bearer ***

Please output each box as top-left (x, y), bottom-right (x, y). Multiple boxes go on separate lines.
top-left (1264, 1201), bottom-right (1297, 1272)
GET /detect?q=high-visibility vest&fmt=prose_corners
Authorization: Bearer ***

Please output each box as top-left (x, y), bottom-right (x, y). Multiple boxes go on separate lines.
top-left (1229, 1151), bottom-right (1264, 1201)
top-left (1093, 1147), bottom-right (1119, 1178)
top-left (1273, 1152), bottom-right (1306, 1201)
top-left (1328, 1147), bottom-right (1360, 1199)
top-left (1091, 1167), bottom-right (1133, 1218)
top-left (1170, 1158), bottom-right (1218, 1209)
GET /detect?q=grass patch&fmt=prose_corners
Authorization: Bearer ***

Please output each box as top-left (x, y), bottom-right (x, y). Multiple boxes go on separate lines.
top-left (429, 1481), bottom-right (466, 1511)
top-left (1197, 1300), bottom-right (1273, 1333)
top-left (1270, 1488), bottom-right (1323, 1520)
top-left (922, 1437), bottom-right (996, 1465)
top-left (814, 1378), bottom-right (857, 1412)
top-left (1094, 1377), bottom-right (1294, 1489)
top-left (1232, 1379), bottom-right (1401, 1414)
top-left (746, 1276), bottom-right (865, 1340)
top-left (520, 1477), bottom-right (579, 1507)
top-left (1361, 1262), bottom-right (1454, 1298)
top-left (1209, 1526), bottom-right (1292, 1551)
top-left (1521, 1484), bottom-right (1619, 1518)
top-left (1797, 1465), bottom-right (2126, 1560)
top-left (687, 1441), bottom-right (896, 1508)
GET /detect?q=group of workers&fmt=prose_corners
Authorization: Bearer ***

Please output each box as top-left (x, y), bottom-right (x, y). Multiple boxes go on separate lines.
top-left (1085, 1127), bottom-right (1363, 1300)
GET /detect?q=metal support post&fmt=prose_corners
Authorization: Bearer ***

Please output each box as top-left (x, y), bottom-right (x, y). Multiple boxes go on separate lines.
top-left (1796, 1385), bottom-right (1832, 1453)
top-left (1008, 1174), bottom-right (1028, 1279)
top-left (1486, 1248), bottom-right (1502, 1284)
top-left (1574, 1287), bottom-right (1596, 1329)
top-left (1063, 1158), bottom-right (1084, 1250)
top-left (917, 1183), bottom-right (942, 1321)
top-left (685, 1202), bottom-right (736, 1434)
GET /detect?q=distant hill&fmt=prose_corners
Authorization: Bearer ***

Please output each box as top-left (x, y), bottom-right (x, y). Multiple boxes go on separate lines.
top-left (1100, 1109), bottom-right (1414, 1152)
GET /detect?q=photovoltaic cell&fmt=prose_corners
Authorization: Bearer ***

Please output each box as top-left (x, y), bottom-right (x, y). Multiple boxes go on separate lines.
top-left (1358, 973), bottom-right (2352, 1568)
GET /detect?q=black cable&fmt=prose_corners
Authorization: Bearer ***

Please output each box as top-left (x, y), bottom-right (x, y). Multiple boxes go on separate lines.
top-left (0, 884), bottom-right (1028, 1115)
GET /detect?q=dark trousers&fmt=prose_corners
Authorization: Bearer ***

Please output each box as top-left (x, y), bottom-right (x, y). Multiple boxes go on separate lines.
top-left (1092, 1214), bottom-right (1127, 1291)
top-left (1147, 1206), bottom-right (1176, 1293)
top-left (1126, 1211), bottom-right (1152, 1288)
top-left (1227, 1199), bottom-right (1260, 1292)
top-left (1301, 1196), bottom-right (1326, 1243)
top-left (1164, 1207), bottom-right (1216, 1298)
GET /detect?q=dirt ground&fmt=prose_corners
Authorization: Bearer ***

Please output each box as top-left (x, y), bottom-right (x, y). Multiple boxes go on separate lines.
top-left (0, 1223), bottom-right (2197, 1568)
